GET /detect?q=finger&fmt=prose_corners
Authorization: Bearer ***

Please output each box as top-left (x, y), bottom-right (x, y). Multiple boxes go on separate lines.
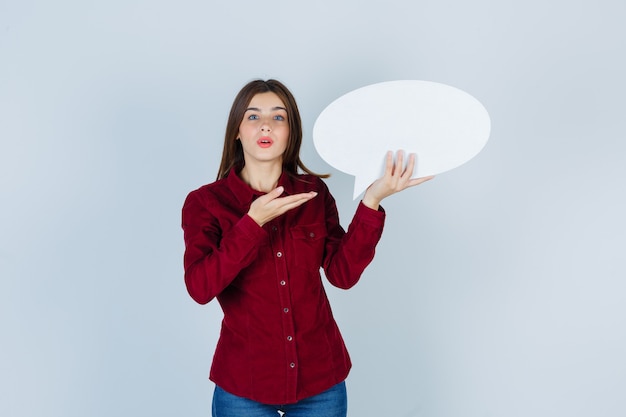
top-left (256, 186), bottom-right (285, 204)
top-left (383, 151), bottom-right (393, 177)
top-left (394, 150), bottom-right (405, 177)
top-left (274, 192), bottom-right (318, 213)
top-left (401, 152), bottom-right (416, 178)
top-left (406, 175), bottom-right (435, 187)
top-left (275, 191), bottom-right (317, 208)
top-left (271, 186), bottom-right (285, 198)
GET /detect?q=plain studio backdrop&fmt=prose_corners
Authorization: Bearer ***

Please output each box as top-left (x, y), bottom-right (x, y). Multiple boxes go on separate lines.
top-left (1, 1), bottom-right (625, 416)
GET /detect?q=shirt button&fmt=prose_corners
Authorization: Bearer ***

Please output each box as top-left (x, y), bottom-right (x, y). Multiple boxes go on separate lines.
top-left (276, 251), bottom-right (283, 258)
top-left (283, 308), bottom-right (289, 313)
top-left (280, 280), bottom-right (286, 286)
top-left (272, 226), bottom-right (278, 232)
top-left (287, 336), bottom-right (293, 341)
top-left (309, 232), bottom-right (315, 238)
top-left (289, 362), bottom-right (296, 368)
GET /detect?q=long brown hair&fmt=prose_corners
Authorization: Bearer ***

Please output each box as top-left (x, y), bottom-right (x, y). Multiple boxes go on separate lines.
top-left (216, 79), bottom-right (329, 180)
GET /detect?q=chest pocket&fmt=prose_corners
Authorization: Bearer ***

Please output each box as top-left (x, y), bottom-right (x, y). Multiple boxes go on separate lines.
top-left (289, 223), bottom-right (327, 271)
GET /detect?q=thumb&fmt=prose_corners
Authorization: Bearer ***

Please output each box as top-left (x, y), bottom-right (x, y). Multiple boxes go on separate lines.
top-left (263, 186), bottom-right (284, 201)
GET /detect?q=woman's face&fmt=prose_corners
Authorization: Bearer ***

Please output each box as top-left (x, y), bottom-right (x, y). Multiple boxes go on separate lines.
top-left (238, 92), bottom-right (289, 167)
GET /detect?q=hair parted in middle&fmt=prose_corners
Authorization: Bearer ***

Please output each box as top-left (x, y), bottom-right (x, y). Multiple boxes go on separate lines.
top-left (216, 79), bottom-right (329, 181)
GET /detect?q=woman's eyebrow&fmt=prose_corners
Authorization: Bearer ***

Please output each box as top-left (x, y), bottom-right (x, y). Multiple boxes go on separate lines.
top-left (245, 106), bottom-right (287, 112)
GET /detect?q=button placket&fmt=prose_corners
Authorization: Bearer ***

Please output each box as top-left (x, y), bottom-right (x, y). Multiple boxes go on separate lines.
top-left (271, 217), bottom-right (298, 386)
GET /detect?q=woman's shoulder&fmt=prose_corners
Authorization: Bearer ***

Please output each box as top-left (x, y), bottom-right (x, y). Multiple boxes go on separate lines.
top-left (184, 178), bottom-right (229, 207)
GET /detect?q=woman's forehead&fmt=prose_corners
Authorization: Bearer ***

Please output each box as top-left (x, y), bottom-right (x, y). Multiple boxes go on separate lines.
top-left (247, 92), bottom-right (286, 109)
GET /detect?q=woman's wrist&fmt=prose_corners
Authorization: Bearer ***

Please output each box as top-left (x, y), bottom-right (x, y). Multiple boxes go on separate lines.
top-left (361, 194), bottom-right (381, 210)
top-left (247, 211), bottom-right (265, 227)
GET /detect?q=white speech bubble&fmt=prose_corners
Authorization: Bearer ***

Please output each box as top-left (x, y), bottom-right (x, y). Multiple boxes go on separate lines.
top-left (312, 80), bottom-right (491, 199)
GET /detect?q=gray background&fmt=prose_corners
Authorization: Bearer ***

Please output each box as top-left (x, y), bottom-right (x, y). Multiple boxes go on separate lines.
top-left (1, 1), bottom-right (625, 416)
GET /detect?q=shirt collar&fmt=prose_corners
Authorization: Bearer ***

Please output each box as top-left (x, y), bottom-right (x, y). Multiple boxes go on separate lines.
top-left (226, 167), bottom-right (296, 206)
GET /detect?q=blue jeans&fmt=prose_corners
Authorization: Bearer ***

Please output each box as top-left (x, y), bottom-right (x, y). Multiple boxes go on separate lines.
top-left (212, 381), bottom-right (347, 417)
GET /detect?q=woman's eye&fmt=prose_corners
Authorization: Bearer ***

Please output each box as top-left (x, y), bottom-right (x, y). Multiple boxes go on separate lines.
top-left (248, 114), bottom-right (259, 120)
top-left (274, 115), bottom-right (285, 121)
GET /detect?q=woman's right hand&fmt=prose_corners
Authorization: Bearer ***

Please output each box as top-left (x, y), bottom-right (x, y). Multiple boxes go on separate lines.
top-left (362, 150), bottom-right (434, 210)
top-left (247, 186), bottom-right (318, 227)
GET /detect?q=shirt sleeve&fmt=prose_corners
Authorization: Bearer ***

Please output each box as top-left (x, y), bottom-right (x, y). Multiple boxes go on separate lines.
top-left (181, 190), bottom-right (267, 304)
top-left (321, 182), bottom-right (386, 289)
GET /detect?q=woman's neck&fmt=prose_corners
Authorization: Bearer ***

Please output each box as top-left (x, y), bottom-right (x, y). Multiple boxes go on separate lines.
top-left (239, 161), bottom-right (283, 193)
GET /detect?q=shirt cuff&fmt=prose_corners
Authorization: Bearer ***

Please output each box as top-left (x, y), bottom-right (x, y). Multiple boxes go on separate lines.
top-left (237, 214), bottom-right (268, 241)
top-left (356, 201), bottom-right (386, 227)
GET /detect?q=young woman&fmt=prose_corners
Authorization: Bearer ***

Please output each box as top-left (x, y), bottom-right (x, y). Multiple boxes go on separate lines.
top-left (182, 79), bottom-right (433, 417)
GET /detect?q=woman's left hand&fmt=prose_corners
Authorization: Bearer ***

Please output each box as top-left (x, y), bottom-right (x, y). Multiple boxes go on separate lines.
top-left (362, 150), bottom-right (434, 210)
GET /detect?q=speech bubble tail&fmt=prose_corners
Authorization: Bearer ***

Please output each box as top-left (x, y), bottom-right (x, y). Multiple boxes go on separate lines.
top-left (353, 175), bottom-right (373, 200)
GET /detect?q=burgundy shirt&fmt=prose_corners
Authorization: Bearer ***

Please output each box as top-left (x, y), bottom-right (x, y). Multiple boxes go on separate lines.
top-left (181, 168), bottom-right (385, 404)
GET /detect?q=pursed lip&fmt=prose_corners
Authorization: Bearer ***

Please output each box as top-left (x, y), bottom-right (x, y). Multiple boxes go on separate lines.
top-left (257, 137), bottom-right (274, 147)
